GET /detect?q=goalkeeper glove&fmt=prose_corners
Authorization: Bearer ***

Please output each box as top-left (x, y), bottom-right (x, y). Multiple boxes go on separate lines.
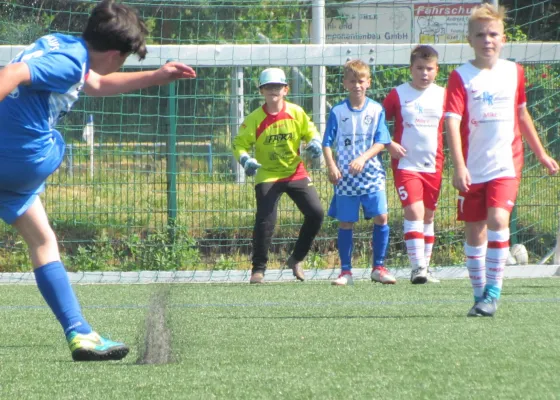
top-left (239, 154), bottom-right (262, 176)
top-left (305, 138), bottom-right (323, 159)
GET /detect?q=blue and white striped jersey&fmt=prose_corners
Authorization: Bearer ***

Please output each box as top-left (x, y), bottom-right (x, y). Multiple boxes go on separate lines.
top-left (322, 98), bottom-right (391, 196)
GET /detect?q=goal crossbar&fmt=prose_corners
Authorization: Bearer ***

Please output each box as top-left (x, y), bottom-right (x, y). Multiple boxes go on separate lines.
top-left (0, 43), bottom-right (558, 67)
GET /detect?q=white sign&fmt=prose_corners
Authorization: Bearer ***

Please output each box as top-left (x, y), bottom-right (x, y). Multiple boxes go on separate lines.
top-left (326, 6), bottom-right (413, 44)
top-left (326, 1), bottom-right (480, 44)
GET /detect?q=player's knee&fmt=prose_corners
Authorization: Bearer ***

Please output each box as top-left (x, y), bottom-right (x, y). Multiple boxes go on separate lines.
top-left (374, 214), bottom-right (388, 225)
top-left (339, 221), bottom-right (354, 229)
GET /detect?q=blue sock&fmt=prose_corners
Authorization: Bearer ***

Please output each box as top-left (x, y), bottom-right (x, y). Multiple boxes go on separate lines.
top-left (338, 228), bottom-right (353, 272)
top-left (34, 261), bottom-right (92, 336)
top-left (372, 224), bottom-right (390, 267)
top-left (485, 285), bottom-right (501, 300)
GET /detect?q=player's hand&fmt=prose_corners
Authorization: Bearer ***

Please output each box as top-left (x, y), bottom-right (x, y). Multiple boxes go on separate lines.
top-left (387, 142), bottom-right (406, 159)
top-left (349, 156), bottom-right (366, 176)
top-left (156, 62), bottom-right (197, 84)
top-left (305, 139), bottom-right (322, 159)
top-left (452, 167), bottom-right (471, 192)
top-left (539, 155), bottom-right (559, 175)
top-left (239, 154), bottom-right (261, 177)
top-left (327, 166), bottom-right (342, 185)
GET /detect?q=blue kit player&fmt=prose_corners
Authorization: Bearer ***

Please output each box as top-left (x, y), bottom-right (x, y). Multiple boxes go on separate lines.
top-left (0, 0), bottom-right (196, 361)
top-left (323, 59), bottom-right (395, 286)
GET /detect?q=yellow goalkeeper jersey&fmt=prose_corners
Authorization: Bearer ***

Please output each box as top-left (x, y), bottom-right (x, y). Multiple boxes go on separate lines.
top-left (232, 101), bottom-right (319, 184)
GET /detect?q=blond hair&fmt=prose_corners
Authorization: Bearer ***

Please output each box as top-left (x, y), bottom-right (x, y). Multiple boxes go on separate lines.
top-left (343, 59), bottom-right (371, 80)
top-left (468, 3), bottom-right (507, 33)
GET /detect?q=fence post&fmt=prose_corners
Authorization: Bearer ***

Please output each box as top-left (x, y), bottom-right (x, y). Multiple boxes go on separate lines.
top-left (231, 66), bottom-right (245, 183)
top-left (167, 77), bottom-right (178, 243)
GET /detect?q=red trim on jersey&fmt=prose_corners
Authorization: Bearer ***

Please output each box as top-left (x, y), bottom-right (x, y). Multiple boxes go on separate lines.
top-left (256, 103), bottom-right (295, 140)
top-left (488, 241), bottom-right (509, 249)
top-left (513, 64), bottom-right (526, 178)
top-left (445, 70), bottom-right (470, 163)
top-left (383, 89), bottom-right (404, 170)
top-left (277, 162), bottom-right (308, 182)
top-left (424, 236), bottom-right (435, 244)
top-left (404, 231), bottom-right (424, 240)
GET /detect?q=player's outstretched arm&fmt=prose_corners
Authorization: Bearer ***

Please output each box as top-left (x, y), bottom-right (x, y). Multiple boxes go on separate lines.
top-left (84, 61), bottom-right (196, 96)
top-left (0, 62), bottom-right (31, 102)
top-left (518, 106), bottom-right (559, 175)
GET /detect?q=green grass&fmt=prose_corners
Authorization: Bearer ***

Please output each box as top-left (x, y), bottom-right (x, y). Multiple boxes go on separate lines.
top-left (1, 278), bottom-right (560, 399)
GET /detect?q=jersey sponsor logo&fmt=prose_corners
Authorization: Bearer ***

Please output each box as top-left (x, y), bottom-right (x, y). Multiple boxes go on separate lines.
top-left (44, 35), bottom-right (60, 51)
top-left (414, 118), bottom-right (438, 127)
top-left (482, 91), bottom-right (494, 105)
top-left (264, 132), bottom-right (294, 144)
top-left (415, 103), bottom-right (424, 114)
top-left (269, 149), bottom-right (293, 161)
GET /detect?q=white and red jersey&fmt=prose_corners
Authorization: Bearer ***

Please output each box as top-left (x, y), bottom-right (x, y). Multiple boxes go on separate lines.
top-left (445, 59), bottom-right (526, 184)
top-left (383, 83), bottom-right (445, 173)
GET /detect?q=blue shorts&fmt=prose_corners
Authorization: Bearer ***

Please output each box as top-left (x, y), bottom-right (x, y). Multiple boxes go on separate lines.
top-left (0, 131), bottom-right (65, 224)
top-left (328, 191), bottom-right (388, 223)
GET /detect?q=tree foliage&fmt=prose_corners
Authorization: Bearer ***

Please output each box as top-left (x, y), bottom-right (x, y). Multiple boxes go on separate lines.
top-left (0, 0), bottom-right (557, 44)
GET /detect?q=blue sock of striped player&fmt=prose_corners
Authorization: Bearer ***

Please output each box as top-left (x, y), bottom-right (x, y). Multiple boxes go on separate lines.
top-left (372, 224), bottom-right (390, 267)
top-left (34, 261), bottom-right (92, 336)
top-left (338, 228), bottom-right (353, 272)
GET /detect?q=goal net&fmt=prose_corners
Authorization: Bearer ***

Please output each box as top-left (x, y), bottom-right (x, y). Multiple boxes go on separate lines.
top-left (0, 0), bottom-right (558, 283)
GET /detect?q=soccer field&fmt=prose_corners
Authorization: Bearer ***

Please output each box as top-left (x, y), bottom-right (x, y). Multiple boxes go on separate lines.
top-left (1, 278), bottom-right (559, 399)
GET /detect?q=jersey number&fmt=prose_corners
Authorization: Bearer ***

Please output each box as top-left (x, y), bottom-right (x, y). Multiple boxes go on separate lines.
top-left (458, 195), bottom-right (465, 214)
top-left (398, 186), bottom-right (408, 201)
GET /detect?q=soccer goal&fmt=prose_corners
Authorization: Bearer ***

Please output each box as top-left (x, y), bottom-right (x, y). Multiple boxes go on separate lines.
top-left (0, 0), bottom-right (558, 283)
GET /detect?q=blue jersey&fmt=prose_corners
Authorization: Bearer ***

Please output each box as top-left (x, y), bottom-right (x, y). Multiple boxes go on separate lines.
top-left (322, 98), bottom-right (391, 196)
top-left (0, 33), bottom-right (88, 158)
top-left (0, 34), bottom-right (89, 223)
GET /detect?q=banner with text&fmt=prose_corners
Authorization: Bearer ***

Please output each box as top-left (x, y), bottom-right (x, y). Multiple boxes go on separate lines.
top-left (325, 1), bottom-right (479, 44)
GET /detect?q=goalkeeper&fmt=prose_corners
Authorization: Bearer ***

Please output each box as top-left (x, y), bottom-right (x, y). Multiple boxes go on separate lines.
top-left (0, 0), bottom-right (196, 361)
top-left (232, 68), bottom-right (324, 284)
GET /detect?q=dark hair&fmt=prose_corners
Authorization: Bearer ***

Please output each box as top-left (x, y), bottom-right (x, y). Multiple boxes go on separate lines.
top-left (410, 45), bottom-right (439, 66)
top-left (82, 0), bottom-right (148, 60)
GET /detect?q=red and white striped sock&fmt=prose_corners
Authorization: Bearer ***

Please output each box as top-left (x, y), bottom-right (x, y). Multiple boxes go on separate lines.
top-left (486, 229), bottom-right (509, 293)
top-left (465, 243), bottom-right (487, 300)
top-left (404, 219), bottom-right (426, 269)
